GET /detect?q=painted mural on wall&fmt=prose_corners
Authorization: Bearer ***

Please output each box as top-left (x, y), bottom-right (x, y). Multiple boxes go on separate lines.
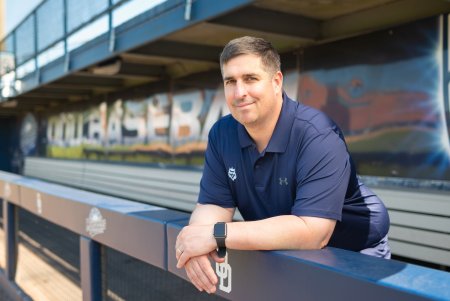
top-left (298, 16), bottom-right (450, 182)
top-left (46, 88), bottom-right (229, 165)
top-left (40, 16), bottom-right (450, 183)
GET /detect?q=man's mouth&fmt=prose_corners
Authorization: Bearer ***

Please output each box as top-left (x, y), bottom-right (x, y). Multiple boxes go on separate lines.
top-left (234, 101), bottom-right (254, 108)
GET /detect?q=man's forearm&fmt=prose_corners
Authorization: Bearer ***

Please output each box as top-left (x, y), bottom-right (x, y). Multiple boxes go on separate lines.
top-left (225, 215), bottom-right (336, 250)
top-left (176, 207), bottom-right (335, 269)
top-left (189, 204), bottom-right (234, 225)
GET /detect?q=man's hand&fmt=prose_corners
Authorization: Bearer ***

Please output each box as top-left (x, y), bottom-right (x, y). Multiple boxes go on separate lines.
top-left (175, 204), bottom-right (233, 293)
top-left (184, 252), bottom-right (225, 294)
top-left (176, 224), bottom-right (217, 268)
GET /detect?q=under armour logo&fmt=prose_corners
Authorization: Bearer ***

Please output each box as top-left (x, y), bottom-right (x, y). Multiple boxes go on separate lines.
top-left (216, 254), bottom-right (232, 293)
top-left (279, 177), bottom-right (288, 185)
top-left (228, 167), bottom-right (237, 181)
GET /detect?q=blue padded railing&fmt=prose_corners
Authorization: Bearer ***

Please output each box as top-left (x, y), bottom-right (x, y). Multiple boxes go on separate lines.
top-left (0, 170), bottom-right (449, 301)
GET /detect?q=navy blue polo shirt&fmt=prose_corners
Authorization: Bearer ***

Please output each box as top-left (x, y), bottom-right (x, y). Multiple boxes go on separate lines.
top-left (198, 93), bottom-right (390, 251)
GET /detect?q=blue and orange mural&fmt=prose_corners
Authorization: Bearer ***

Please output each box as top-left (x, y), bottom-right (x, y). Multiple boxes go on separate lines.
top-left (298, 16), bottom-right (450, 182)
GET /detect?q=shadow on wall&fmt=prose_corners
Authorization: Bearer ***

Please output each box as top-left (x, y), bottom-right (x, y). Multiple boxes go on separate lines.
top-left (0, 117), bottom-right (20, 173)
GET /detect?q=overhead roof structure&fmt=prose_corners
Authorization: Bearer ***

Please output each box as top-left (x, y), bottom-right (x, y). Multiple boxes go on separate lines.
top-left (1, 0), bottom-right (450, 116)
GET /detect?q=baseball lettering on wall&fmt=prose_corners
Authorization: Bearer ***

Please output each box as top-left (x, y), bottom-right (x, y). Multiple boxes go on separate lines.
top-left (45, 86), bottom-right (233, 164)
top-left (43, 72), bottom-right (299, 166)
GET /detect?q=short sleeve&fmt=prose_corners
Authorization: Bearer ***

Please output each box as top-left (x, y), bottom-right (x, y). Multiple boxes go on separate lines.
top-left (198, 126), bottom-right (236, 208)
top-left (292, 128), bottom-right (350, 221)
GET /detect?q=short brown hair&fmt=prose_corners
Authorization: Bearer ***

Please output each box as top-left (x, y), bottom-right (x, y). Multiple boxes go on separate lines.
top-left (220, 36), bottom-right (280, 74)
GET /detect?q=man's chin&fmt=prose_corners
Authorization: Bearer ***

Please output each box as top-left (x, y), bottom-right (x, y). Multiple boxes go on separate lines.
top-left (239, 118), bottom-right (259, 127)
top-left (231, 112), bottom-right (258, 126)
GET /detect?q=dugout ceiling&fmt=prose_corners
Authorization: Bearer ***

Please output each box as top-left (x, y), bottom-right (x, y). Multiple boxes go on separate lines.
top-left (1, 0), bottom-right (450, 116)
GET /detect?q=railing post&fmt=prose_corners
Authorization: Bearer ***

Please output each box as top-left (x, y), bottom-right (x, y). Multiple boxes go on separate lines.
top-left (80, 236), bottom-right (102, 301)
top-left (63, 0), bottom-right (70, 72)
top-left (4, 200), bottom-right (18, 281)
top-left (108, 0), bottom-right (115, 52)
top-left (12, 30), bottom-right (17, 95)
top-left (33, 12), bottom-right (39, 80)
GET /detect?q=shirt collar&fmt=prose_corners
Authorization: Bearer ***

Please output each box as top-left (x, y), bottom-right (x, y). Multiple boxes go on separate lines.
top-left (237, 92), bottom-right (297, 153)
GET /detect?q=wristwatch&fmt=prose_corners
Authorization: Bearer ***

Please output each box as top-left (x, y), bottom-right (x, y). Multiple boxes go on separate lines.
top-left (214, 222), bottom-right (227, 258)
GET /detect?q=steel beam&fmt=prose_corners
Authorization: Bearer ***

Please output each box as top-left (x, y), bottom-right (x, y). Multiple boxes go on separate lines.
top-left (209, 6), bottom-right (320, 39)
top-left (80, 236), bottom-right (102, 301)
top-left (4, 201), bottom-right (18, 281)
top-left (131, 40), bottom-right (222, 62)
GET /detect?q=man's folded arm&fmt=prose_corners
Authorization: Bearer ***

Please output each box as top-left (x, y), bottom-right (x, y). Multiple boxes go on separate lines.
top-left (177, 208), bottom-right (337, 268)
top-left (189, 203), bottom-right (235, 225)
top-left (225, 215), bottom-right (336, 251)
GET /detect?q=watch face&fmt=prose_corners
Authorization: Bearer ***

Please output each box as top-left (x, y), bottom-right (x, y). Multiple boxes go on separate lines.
top-left (214, 222), bottom-right (226, 237)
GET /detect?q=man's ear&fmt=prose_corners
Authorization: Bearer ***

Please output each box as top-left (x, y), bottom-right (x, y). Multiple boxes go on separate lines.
top-left (272, 71), bottom-right (283, 94)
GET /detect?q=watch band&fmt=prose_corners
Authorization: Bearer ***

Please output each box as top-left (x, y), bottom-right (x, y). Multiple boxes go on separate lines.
top-left (214, 222), bottom-right (227, 258)
top-left (217, 245), bottom-right (227, 258)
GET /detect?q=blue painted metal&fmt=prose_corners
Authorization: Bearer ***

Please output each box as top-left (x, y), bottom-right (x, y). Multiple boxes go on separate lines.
top-left (4, 202), bottom-right (18, 281)
top-left (275, 249), bottom-right (450, 301)
top-left (0, 173), bottom-right (24, 283)
top-left (113, 0), bottom-right (254, 53)
top-left (167, 220), bottom-right (450, 301)
top-left (39, 57), bottom-right (66, 84)
top-left (1, 170), bottom-right (449, 301)
top-left (69, 35), bottom-right (111, 72)
top-left (19, 72), bottom-right (39, 94)
top-left (184, 0), bottom-right (192, 21)
top-left (12, 33), bottom-right (18, 89)
top-left (7, 0), bottom-right (255, 94)
top-left (16, 177), bottom-right (190, 270)
top-left (33, 12), bottom-right (39, 75)
top-left (63, 0), bottom-right (69, 72)
top-left (108, 0), bottom-right (115, 52)
top-left (130, 210), bottom-right (190, 270)
top-left (80, 236), bottom-right (102, 301)
top-left (15, 15), bottom-right (36, 67)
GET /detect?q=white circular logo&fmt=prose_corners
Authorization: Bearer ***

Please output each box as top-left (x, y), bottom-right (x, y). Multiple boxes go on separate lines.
top-left (86, 207), bottom-right (107, 237)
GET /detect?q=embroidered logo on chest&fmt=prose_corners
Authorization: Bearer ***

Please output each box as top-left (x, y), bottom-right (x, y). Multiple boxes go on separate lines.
top-left (279, 177), bottom-right (288, 185)
top-left (228, 167), bottom-right (237, 181)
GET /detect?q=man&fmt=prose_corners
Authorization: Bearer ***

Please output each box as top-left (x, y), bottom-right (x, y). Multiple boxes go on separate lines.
top-left (175, 36), bottom-right (390, 294)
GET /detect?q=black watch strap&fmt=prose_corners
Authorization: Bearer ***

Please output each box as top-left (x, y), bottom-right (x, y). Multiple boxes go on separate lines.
top-left (217, 245), bottom-right (227, 258)
top-left (214, 222), bottom-right (227, 258)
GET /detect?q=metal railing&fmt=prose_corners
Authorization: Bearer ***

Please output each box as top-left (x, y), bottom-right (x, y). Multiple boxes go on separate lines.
top-left (0, 0), bottom-right (170, 99)
top-left (0, 0), bottom-right (256, 102)
top-left (1, 170), bottom-right (450, 301)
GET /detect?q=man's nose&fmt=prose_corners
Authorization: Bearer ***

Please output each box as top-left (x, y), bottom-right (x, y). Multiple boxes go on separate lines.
top-left (234, 81), bottom-right (247, 99)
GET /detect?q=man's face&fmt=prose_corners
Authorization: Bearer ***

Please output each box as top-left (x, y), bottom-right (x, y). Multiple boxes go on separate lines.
top-left (222, 54), bottom-right (282, 128)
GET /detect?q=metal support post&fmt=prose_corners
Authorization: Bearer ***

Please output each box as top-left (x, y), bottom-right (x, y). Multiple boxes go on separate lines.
top-left (108, 0), bottom-right (115, 52)
top-left (80, 236), bottom-right (102, 301)
top-left (63, 0), bottom-right (70, 72)
top-left (33, 12), bottom-right (39, 81)
top-left (4, 200), bottom-right (18, 281)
